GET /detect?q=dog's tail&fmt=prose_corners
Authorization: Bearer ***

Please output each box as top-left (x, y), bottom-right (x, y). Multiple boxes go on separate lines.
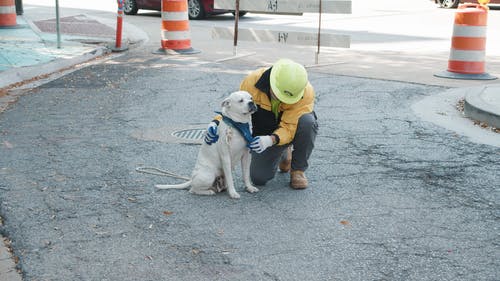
top-left (155, 180), bottom-right (192, 190)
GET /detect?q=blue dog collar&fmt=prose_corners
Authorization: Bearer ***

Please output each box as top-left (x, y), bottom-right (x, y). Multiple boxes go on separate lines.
top-left (215, 111), bottom-right (254, 144)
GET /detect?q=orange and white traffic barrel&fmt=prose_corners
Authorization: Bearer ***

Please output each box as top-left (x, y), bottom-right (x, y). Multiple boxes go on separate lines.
top-left (0, 0), bottom-right (17, 27)
top-left (435, 3), bottom-right (496, 80)
top-left (155, 0), bottom-right (200, 55)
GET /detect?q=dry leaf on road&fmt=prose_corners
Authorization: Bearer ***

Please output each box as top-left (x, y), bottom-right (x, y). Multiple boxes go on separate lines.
top-left (340, 220), bottom-right (352, 227)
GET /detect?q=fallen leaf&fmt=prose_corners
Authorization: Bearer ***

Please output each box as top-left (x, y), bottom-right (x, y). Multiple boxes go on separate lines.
top-left (340, 220), bottom-right (352, 227)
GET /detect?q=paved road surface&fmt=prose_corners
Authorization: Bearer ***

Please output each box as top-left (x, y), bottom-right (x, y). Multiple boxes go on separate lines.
top-left (1, 48), bottom-right (499, 280)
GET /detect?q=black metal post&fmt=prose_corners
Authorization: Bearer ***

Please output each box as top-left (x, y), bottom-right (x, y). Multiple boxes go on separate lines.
top-left (15, 0), bottom-right (23, 15)
top-left (233, 0), bottom-right (240, 55)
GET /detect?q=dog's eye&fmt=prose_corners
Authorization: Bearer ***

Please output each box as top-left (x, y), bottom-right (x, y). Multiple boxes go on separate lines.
top-left (239, 99), bottom-right (244, 103)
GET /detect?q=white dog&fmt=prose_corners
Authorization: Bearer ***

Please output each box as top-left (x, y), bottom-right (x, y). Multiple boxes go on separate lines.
top-left (155, 91), bottom-right (259, 199)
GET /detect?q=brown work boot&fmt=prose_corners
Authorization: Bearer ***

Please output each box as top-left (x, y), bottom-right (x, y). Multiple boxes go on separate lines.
top-left (279, 147), bottom-right (292, 173)
top-left (290, 170), bottom-right (308, 189)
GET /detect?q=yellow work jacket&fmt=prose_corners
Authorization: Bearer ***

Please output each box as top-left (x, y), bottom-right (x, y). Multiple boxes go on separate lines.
top-left (240, 67), bottom-right (315, 145)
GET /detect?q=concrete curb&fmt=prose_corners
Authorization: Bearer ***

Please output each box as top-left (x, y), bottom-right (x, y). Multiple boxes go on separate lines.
top-left (411, 87), bottom-right (500, 147)
top-left (0, 231), bottom-right (22, 281)
top-left (464, 85), bottom-right (500, 129)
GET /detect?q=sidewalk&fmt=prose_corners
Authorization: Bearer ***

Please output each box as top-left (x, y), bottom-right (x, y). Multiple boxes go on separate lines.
top-left (0, 15), bottom-right (111, 91)
top-left (0, 5), bottom-right (499, 281)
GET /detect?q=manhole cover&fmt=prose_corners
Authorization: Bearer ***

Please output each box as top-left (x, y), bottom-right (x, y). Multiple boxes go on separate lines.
top-left (172, 128), bottom-right (205, 140)
top-left (131, 126), bottom-right (206, 144)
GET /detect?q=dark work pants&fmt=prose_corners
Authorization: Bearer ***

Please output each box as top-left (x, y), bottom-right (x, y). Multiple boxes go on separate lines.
top-left (250, 112), bottom-right (318, 186)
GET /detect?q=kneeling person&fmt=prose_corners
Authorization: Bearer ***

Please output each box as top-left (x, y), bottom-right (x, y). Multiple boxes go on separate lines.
top-left (206, 58), bottom-right (318, 189)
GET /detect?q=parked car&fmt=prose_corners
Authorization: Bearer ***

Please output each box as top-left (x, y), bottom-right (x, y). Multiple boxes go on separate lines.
top-left (124, 0), bottom-right (246, 20)
top-left (435, 0), bottom-right (500, 8)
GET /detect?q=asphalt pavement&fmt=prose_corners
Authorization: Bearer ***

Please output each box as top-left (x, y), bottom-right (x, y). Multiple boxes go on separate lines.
top-left (0, 3), bottom-right (499, 281)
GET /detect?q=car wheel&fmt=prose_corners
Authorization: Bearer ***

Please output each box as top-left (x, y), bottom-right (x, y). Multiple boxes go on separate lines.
top-left (124, 0), bottom-right (138, 15)
top-left (438, 0), bottom-right (460, 8)
top-left (232, 11), bottom-right (247, 17)
top-left (188, 0), bottom-right (206, 20)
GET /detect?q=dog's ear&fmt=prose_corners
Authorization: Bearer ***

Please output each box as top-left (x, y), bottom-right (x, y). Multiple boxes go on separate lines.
top-left (221, 98), bottom-right (231, 109)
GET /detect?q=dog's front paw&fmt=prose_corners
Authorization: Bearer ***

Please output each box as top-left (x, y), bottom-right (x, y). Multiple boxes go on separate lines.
top-left (246, 185), bottom-right (259, 193)
top-left (228, 191), bottom-right (241, 199)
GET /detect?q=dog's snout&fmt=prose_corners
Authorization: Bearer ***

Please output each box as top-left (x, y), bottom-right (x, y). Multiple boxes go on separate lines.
top-left (248, 101), bottom-right (257, 112)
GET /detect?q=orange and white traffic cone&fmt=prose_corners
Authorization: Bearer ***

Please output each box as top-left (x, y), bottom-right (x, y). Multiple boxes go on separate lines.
top-left (435, 2), bottom-right (496, 80)
top-left (155, 0), bottom-right (200, 55)
top-left (0, 0), bottom-right (17, 27)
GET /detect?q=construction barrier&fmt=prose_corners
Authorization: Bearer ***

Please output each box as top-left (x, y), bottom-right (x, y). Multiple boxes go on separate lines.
top-left (212, 0), bottom-right (351, 63)
top-left (155, 0), bottom-right (199, 55)
top-left (435, 3), bottom-right (496, 80)
top-left (215, 0), bottom-right (352, 14)
top-left (0, 0), bottom-right (17, 27)
top-left (212, 26), bottom-right (350, 48)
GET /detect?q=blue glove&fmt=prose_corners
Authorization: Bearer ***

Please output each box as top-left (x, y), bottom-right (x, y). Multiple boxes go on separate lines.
top-left (249, 135), bottom-right (274, 153)
top-left (204, 121), bottom-right (219, 145)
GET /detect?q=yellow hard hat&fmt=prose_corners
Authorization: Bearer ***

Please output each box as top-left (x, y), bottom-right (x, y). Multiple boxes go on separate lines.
top-left (270, 59), bottom-right (308, 104)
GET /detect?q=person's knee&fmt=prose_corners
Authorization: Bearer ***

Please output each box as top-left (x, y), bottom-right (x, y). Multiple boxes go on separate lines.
top-left (298, 113), bottom-right (318, 130)
top-left (251, 177), bottom-right (267, 186)
top-left (251, 172), bottom-right (275, 186)
top-left (296, 113), bottom-right (318, 139)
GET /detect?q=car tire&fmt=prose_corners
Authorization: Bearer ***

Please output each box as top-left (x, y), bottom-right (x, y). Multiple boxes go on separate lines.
top-left (438, 0), bottom-right (460, 8)
top-left (188, 0), bottom-right (206, 20)
top-left (124, 0), bottom-right (138, 15)
top-left (232, 11), bottom-right (247, 17)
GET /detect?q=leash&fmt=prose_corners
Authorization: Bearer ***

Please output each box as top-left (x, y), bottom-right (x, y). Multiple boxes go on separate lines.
top-left (135, 166), bottom-right (190, 180)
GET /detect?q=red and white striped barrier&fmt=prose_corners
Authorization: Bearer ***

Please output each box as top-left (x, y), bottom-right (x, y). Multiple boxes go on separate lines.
top-left (0, 0), bottom-right (16, 27)
top-left (435, 3), bottom-right (496, 80)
